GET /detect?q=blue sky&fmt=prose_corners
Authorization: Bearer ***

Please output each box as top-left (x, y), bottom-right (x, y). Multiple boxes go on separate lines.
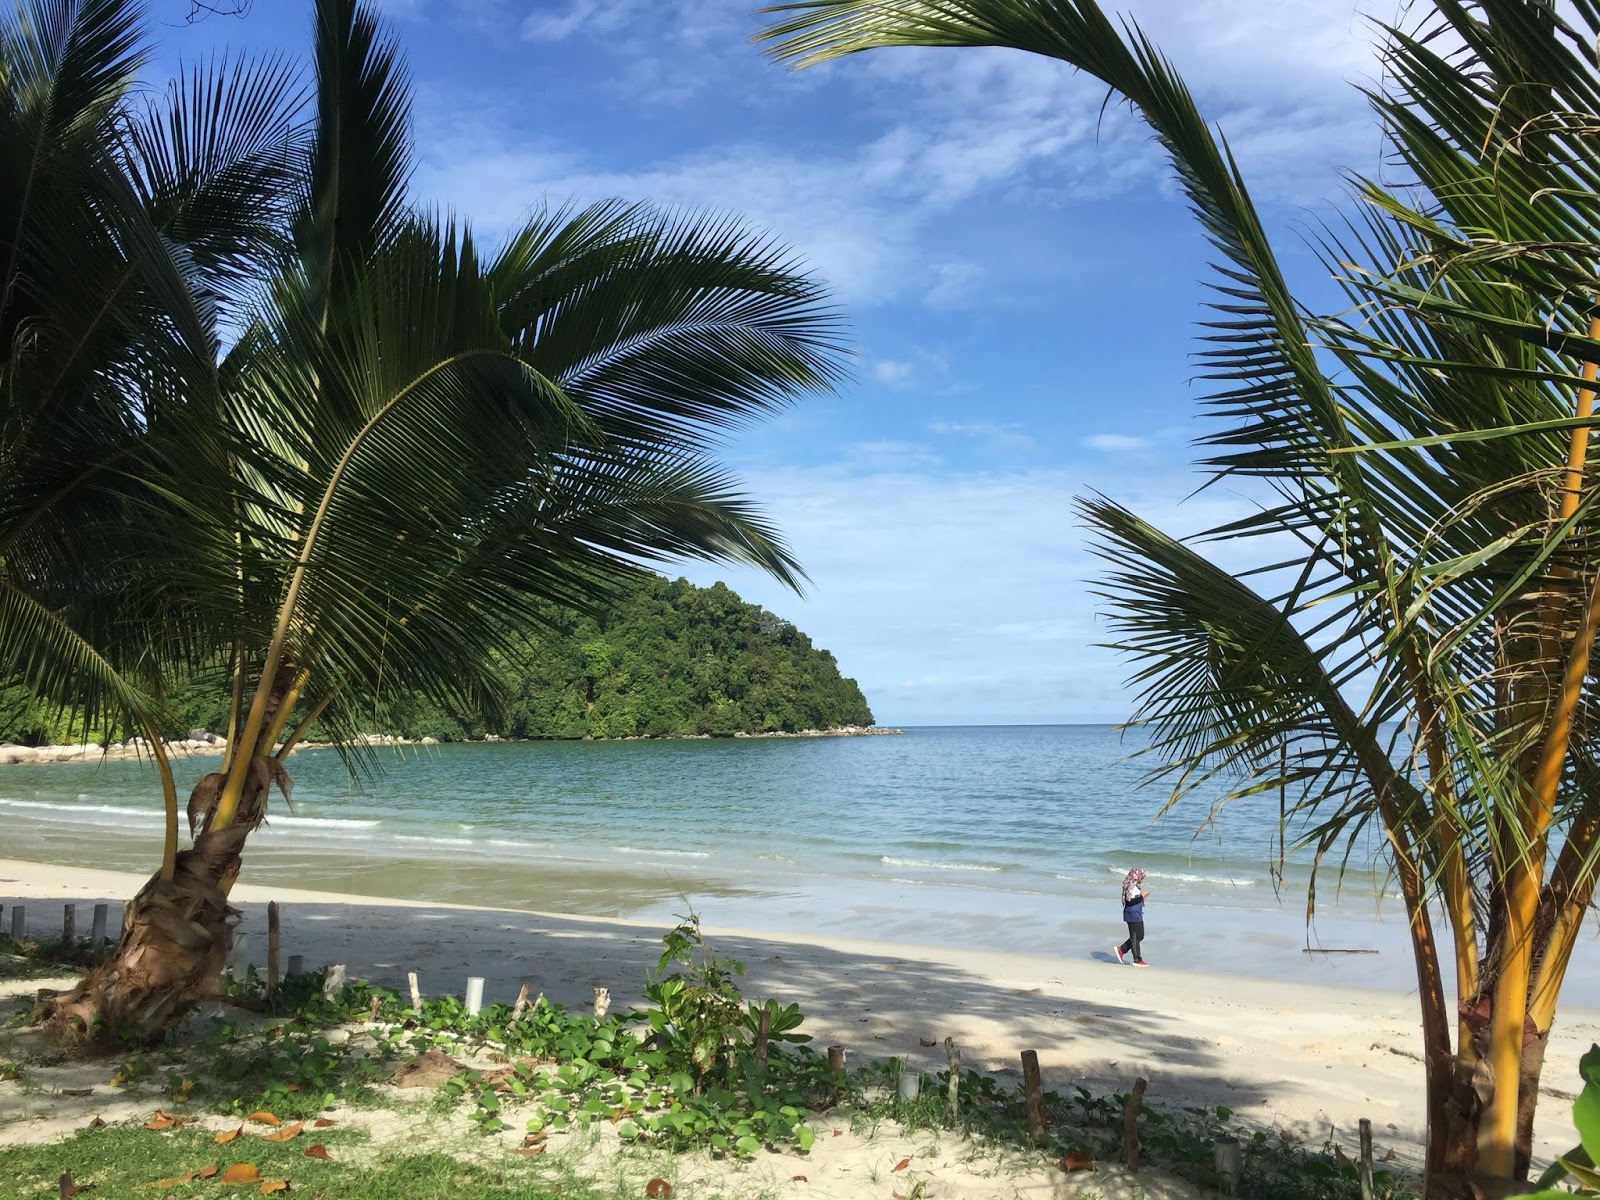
top-left (150, 0), bottom-right (1392, 726)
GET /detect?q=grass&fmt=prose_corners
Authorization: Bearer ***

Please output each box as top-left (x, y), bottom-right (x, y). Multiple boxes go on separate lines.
top-left (0, 1125), bottom-right (602, 1199)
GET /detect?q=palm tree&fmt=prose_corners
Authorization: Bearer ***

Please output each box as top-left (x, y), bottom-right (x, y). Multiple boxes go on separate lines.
top-left (760, 0), bottom-right (1600, 1194)
top-left (4, 0), bottom-right (846, 1042)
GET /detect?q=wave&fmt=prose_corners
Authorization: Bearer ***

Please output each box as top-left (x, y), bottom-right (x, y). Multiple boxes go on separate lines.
top-left (270, 816), bottom-right (380, 831)
top-left (1097, 867), bottom-right (1257, 887)
top-left (611, 846), bottom-right (710, 859)
top-left (0, 799), bottom-right (161, 821)
top-left (881, 856), bottom-right (1003, 873)
top-left (487, 838), bottom-right (556, 850)
top-left (392, 835), bottom-right (473, 847)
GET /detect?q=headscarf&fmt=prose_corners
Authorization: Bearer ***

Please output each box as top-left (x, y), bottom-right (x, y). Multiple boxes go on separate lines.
top-left (1122, 867), bottom-right (1146, 904)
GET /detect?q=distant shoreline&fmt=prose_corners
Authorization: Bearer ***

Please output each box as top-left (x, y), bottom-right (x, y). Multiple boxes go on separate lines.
top-left (0, 724), bottom-right (903, 766)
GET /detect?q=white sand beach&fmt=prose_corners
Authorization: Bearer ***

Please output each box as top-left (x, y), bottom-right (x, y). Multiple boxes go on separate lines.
top-left (3, 855), bottom-right (1597, 1190)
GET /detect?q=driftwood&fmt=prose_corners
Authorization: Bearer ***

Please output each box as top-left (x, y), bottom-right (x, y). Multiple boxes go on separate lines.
top-left (1302, 947), bottom-right (1379, 955)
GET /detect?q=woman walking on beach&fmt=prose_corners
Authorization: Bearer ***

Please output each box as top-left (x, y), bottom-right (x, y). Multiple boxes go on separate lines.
top-left (1116, 868), bottom-right (1151, 966)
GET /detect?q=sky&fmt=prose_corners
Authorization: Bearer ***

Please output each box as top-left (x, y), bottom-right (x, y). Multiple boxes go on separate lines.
top-left (147, 0), bottom-right (1402, 726)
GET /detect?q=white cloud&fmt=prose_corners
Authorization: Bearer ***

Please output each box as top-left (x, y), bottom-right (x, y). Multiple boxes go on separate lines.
top-left (1085, 434), bottom-right (1150, 452)
top-left (668, 455), bottom-right (1259, 724)
top-left (873, 359), bottom-right (914, 384)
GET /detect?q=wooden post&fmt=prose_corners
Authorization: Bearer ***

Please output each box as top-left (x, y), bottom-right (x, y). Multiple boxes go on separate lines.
top-left (90, 904), bottom-right (108, 949)
top-left (512, 983), bottom-right (531, 1018)
top-left (592, 986), bottom-right (610, 1019)
top-left (465, 976), bottom-right (484, 1015)
top-left (754, 1006), bottom-right (771, 1077)
top-left (367, 995), bottom-right (381, 1022)
top-left (265, 902), bottom-right (280, 997)
top-left (408, 971), bottom-right (423, 1014)
top-left (1123, 1077), bottom-right (1148, 1172)
top-left (287, 954), bottom-right (304, 977)
top-left (61, 904), bottom-right (74, 945)
top-left (827, 1044), bottom-right (846, 1090)
top-left (1358, 1118), bottom-right (1375, 1200)
top-left (322, 963), bottom-right (346, 1002)
top-left (8, 905), bottom-right (21, 940)
top-left (1214, 1135), bottom-right (1243, 1196)
top-left (945, 1036), bottom-right (960, 1123)
top-left (1020, 1050), bottom-right (1045, 1138)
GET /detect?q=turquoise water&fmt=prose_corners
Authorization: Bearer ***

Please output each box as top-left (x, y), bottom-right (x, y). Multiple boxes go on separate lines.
top-left (4, 725), bottom-right (1584, 991)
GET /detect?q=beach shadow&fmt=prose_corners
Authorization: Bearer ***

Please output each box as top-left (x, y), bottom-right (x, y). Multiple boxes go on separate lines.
top-left (1087, 950), bottom-right (1120, 965)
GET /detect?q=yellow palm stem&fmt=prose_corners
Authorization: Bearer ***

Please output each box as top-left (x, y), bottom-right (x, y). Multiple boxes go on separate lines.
top-left (140, 717), bottom-right (179, 883)
top-left (277, 692), bottom-right (334, 759)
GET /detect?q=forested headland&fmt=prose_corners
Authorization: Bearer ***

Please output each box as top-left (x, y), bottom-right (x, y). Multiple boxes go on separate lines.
top-left (0, 577), bottom-right (875, 745)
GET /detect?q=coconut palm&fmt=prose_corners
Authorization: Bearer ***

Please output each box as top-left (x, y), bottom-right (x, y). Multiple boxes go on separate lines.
top-left (3, 0), bottom-right (845, 1041)
top-left (761, 0), bottom-right (1600, 1193)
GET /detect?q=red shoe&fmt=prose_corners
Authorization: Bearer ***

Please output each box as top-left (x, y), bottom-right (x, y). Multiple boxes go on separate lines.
top-left (1114, 945), bottom-right (1125, 963)
top-left (1133, 960), bottom-right (1149, 968)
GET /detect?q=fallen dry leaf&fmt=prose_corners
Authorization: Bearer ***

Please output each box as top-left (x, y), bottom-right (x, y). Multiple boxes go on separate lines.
top-left (312, 1119), bottom-right (335, 1129)
top-left (246, 1112), bottom-right (281, 1127)
top-left (222, 1164), bottom-right (261, 1185)
top-left (892, 1157), bottom-right (912, 1173)
top-left (790, 1176), bottom-right (808, 1183)
top-left (518, 1145), bottom-right (547, 1156)
top-left (258, 1182), bottom-right (289, 1194)
top-left (59, 1087), bottom-right (94, 1097)
top-left (1384, 1148), bottom-right (1398, 1162)
top-left (196, 1166), bottom-right (218, 1180)
top-left (260, 1121), bottom-right (304, 1143)
top-left (216, 1126), bottom-right (243, 1144)
top-left (144, 1111), bottom-right (177, 1131)
top-left (523, 1131), bottom-right (547, 1145)
top-left (644, 1180), bottom-right (672, 1198)
top-left (149, 1173), bottom-right (195, 1189)
top-left (831, 1129), bottom-right (843, 1138)
top-left (59, 1172), bottom-right (88, 1198)
top-left (303, 1145), bottom-right (332, 1161)
top-left (88, 1116), bottom-right (105, 1129)
top-left (1061, 1151), bottom-right (1095, 1172)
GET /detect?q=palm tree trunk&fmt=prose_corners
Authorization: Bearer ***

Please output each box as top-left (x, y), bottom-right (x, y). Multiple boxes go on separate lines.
top-left (45, 757), bottom-right (283, 1043)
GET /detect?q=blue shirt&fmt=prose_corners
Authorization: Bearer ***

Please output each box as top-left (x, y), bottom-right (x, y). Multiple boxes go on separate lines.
top-left (1123, 894), bottom-right (1145, 923)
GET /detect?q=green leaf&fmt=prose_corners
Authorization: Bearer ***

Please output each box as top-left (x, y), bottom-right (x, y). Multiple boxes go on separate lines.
top-left (735, 1134), bottom-right (761, 1157)
top-left (1576, 1084), bottom-right (1600, 1165)
top-left (796, 1124), bottom-right (815, 1152)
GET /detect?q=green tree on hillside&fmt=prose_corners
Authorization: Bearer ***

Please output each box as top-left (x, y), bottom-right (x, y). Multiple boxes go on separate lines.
top-left (1, 0), bottom-right (844, 1040)
top-left (762, 0), bottom-right (1600, 1194)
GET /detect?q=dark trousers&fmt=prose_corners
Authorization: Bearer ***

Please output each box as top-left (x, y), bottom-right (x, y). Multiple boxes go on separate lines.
top-left (1119, 920), bottom-right (1145, 962)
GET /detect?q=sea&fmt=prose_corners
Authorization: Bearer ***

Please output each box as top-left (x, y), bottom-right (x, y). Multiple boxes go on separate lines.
top-left (3, 724), bottom-right (1595, 993)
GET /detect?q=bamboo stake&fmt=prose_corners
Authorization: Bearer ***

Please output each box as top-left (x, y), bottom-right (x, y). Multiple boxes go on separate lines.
top-left (1358, 1118), bottom-right (1374, 1200)
top-left (465, 976), bottom-right (484, 1016)
top-left (266, 901), bottom-right (280, 997)
top-left (592, 987), bottom-right (610, 1018)
top-left (8, 906), bottom-right (21, 940)
top-left (322, 963), bottom-right (345, 1002)
top-left (287, 954), bottom-right (303, 977)
top-left (828, 1044), bottom-right (845, 1093)
top-left (1124, 1077), bottom-right (1148, 1172)
top-left (408, 971), bottom-right (422, 1014)
top-left (90, 904), bottom-right (108, 949)
top-left (746, 1005), bottom-right (767, 1076)
top-left (61, 904), bottom-right (74, 945)
top-left (512, 983), bottom-right (531, 1018)
top-left (1020, 1050), bottom-right (1045, 1138)
top-left (945, 1037), bottom-right (960, 1122)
